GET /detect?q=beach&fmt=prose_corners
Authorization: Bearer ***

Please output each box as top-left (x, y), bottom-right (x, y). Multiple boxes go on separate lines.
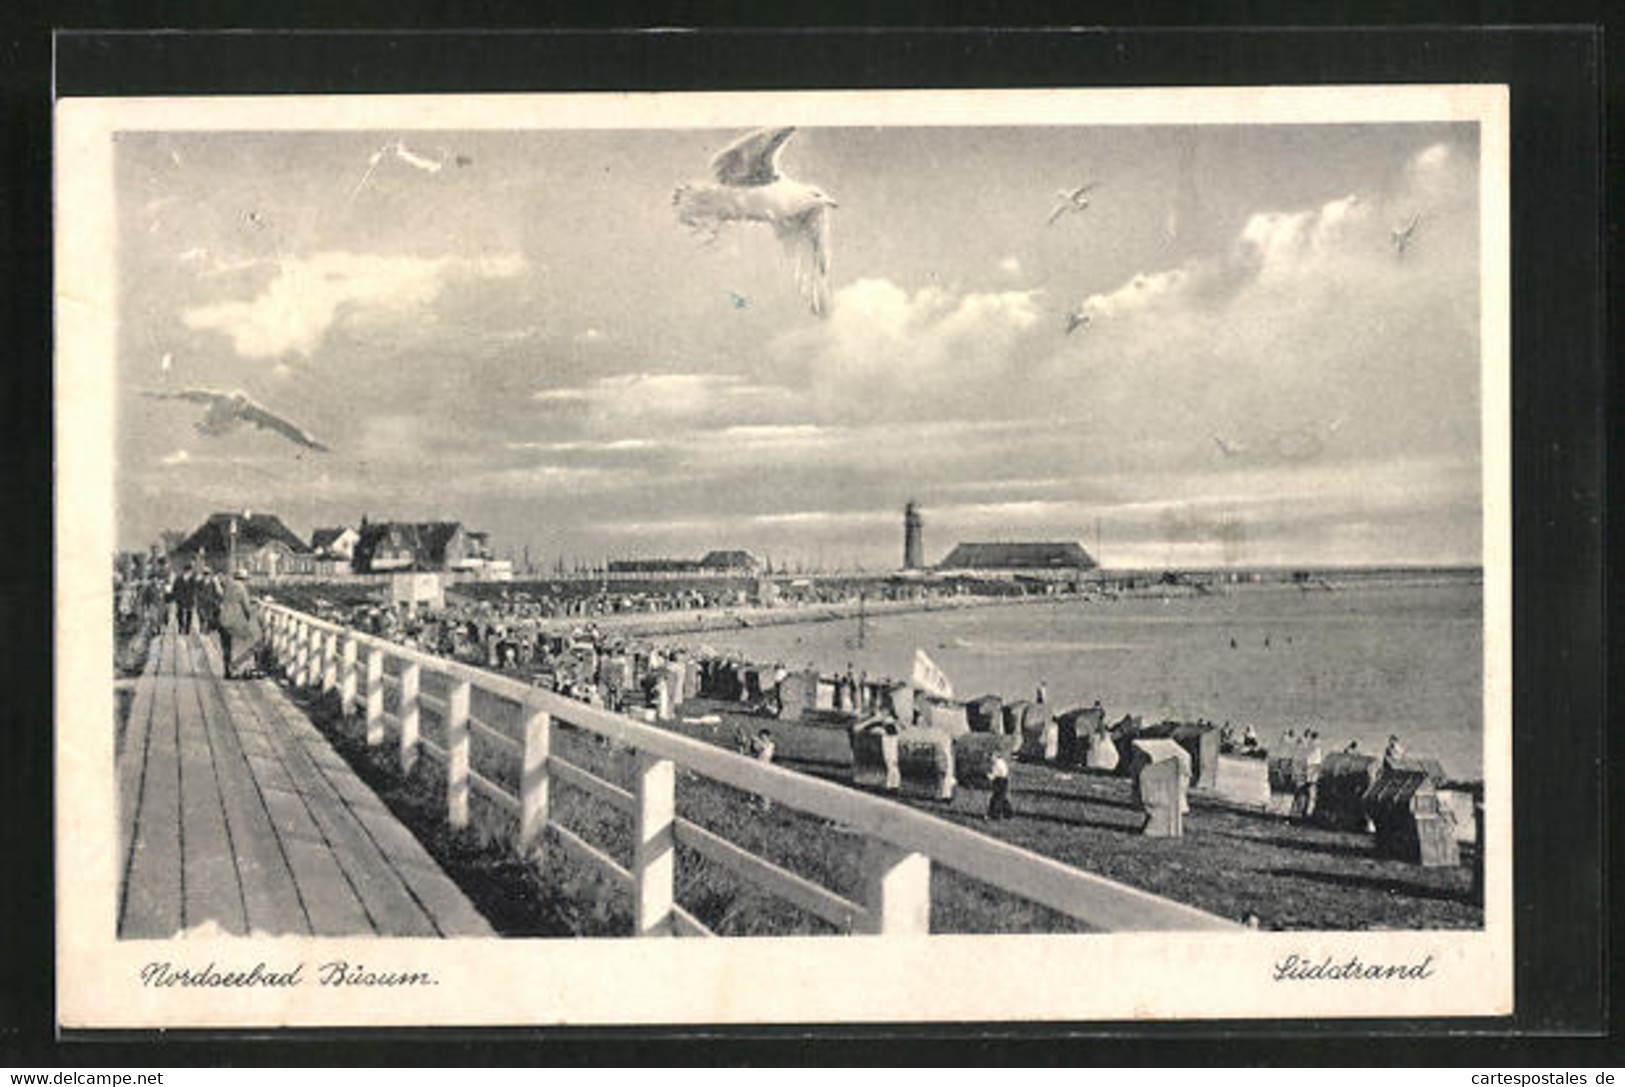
top-left (650, 573), bottom-right (1483, 781)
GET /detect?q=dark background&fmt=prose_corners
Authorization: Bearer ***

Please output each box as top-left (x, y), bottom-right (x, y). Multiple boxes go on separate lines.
top-left (2, 8), bottom-right (1612, 1066)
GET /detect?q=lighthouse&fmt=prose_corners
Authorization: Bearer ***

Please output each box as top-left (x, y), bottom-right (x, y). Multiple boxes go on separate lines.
top-left (903, 500), bottom-right (924, 570)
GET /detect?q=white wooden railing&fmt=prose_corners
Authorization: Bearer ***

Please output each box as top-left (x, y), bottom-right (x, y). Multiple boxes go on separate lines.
top-left (261, 602), bottom-right (1236, 936)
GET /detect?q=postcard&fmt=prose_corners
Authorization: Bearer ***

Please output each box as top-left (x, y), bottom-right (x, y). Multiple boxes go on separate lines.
top-left (55, 85), bottom-right (1510, 1027)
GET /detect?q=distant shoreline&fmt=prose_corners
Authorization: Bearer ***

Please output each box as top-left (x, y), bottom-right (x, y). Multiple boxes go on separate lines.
top-left (510, 568), bottom-right (1476, 641)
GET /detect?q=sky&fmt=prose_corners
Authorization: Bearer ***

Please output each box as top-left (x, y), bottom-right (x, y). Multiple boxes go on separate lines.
top-left (114, 121), bottom-right (1482, 570)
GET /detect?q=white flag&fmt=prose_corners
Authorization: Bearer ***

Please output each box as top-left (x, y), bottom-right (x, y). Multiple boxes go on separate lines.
top-left (911, 647), bottom-right (954, 700)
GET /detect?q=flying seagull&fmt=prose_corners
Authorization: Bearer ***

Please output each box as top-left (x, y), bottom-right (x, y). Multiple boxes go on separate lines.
top-left (1391, 213), bottom-right (1421, 258)
top-left (1064, 309), bottom-right (1092, 335)
top-left (142, 388), bottom-right (330, 452)
top-left (729, 291), bottom-right (749, 310)
top-left (672, 126), bottom-right (837, 317)
top-left (1047, 182), bottom-right (1098, 225)
top-left (1211, 433), bottom-right (1247, 458)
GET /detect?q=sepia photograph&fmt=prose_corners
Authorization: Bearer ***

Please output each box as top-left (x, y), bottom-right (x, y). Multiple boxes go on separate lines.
top-left (55, 85), bottom-right (1511, 1026)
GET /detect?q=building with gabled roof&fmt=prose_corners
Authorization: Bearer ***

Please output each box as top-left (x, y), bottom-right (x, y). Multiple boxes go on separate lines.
top-left (310, 525), bottom-right (360, 560)
top-left (351, 521), bottom-right (491, 573)
top-left (173, 511), bottom-right (314, 576)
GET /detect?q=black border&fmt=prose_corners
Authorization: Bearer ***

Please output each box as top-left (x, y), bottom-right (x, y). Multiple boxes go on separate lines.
top-left (4, 15), bottom-right (1613, 1065)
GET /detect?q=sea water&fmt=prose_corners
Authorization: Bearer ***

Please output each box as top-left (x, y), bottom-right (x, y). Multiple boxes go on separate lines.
top-left (657, 574), bottom-right (1484, 780)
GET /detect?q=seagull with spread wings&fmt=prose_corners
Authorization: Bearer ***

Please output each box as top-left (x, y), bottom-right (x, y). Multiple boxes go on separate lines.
top-left (672, 126), bottom-right (838, 317)
top-left (1064, 309), bottom-right (1092, 335)
top-left (142, 388), bottom-right (330, 452)
top-left (1048, 182), bottom-right (1098, 225)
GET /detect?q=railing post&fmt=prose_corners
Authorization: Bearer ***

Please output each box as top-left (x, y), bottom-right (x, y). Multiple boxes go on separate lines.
top-left (856, 838), bottom-right (931, 935)
top-left (304, 624), bottom-right (322, 688)
top-left (321, 630), bottom-right (338, 693)
top-left (293, 621), bottom-right (310, 685)
top-left (632, 751), bottom-right (676, 937)
top-left (339, 635), bottom-right (357, 716)
top-left (363, 647), bottom-right (384, 746)
top-left (445, 679), bottom-right (472, 830)
top-left (398, 661), bottom-right (420, 774)
top-left (518, 703), bottom-right (551, 860)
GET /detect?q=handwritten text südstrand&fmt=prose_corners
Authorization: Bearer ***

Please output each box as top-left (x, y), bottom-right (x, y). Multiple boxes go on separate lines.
top-left (1272, 954), bottom-right (1435, 981)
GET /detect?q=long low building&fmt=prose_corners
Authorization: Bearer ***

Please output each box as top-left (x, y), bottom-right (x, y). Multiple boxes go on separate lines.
top-left (936, 540), bottom-right (1099, 579)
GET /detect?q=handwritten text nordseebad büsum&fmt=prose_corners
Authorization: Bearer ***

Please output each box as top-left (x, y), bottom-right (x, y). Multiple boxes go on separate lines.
top-left (139, 962), bottom-right (437, 988)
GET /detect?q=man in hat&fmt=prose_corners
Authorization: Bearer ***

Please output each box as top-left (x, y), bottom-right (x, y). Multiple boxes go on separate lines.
top-left (217, 568), bottom-right (263, 679)
top-left (173, 563), bottom-right (198, 635)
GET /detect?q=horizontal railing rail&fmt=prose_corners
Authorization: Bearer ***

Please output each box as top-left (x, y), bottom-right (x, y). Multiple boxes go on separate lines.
top-left (260, 601), bottom-right (1237, 936)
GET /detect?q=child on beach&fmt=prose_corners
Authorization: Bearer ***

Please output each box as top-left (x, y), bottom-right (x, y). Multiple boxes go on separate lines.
top-left (753, 728), bottom-right (776, 811)
top-left (987, 752), bottom-right (1014, 821)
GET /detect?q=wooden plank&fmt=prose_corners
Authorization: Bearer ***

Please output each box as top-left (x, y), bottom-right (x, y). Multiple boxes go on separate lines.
top-left (116, 631), bottom-right (162, 878)
top-left (246, 675), bottom-right (490, 939)
top-left (120, 638), bottom-right (183, 939)
top-left (469, 768), bottom-right (520, 815)
top-left (258, 779), bottom-right (326, 845)
top-left (550, 823), bottom-right (633, 891)
top-left (234, 729), bottom-right (278, 758)
top-left (299, 794), bottom-right (439, 938)
top-left (244, 750), bottom-right (298, 796)
top-left (175, 639), bottom-right (249, 934)
top-left (470, 715), bottom-right (522, 758)
top-left (552, 756), bottom-right (634, 812)
top-left (246, 685), bottom-right (437, 938)
top-left (674, 819), bottom-right (868, 933)
top-left (673, 905), bottom-right (715, 938)
top-left (280, 838), bottom-right (375, 936)
top-left (385, 858), bottom-right (495, 938)
top-left (191, 666), bottom-right (310, 936)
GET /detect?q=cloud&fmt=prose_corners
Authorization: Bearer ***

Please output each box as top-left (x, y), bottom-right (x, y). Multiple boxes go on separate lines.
top-left (461, 464), bottom-right (636, 496)
top-left (1054, 147), bottom-right (1479, 475)
top-left (770, 277), bottom-right (1044, 417)
top-left (531, 372), bottom-right (788, 424)
top-left (182, 250), bottom-right (525, 359)
top-left (504, 438), bottom-right (659, 453)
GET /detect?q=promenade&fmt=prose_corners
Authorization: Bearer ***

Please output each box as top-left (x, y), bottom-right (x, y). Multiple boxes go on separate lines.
top-left (117, 629), bottom-right (493, 938)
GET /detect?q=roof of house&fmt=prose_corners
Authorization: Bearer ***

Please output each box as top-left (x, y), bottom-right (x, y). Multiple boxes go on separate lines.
top-left (699, 550), bottom-right (760, 568)
top-left (353, 521), bottom-right (465, 568)
top-left (937, 541), bottom-right (1098, 570)
top-left (309, 526), bottom-right (355, 551)
top-left (175, 512), bottom-right (311, 558)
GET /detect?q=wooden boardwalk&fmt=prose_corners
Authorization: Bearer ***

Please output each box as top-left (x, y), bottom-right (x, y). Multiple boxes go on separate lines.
top-left (117, 629), bottom-right (493, 939)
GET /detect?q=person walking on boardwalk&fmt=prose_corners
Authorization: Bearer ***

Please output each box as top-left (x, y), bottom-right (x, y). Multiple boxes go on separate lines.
top-left (173, 565), bottom-right (197, 635)
top-left (987, 751), bottom-right (1015, 820)
top-left (217, 568), bottom-right (264, 679)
